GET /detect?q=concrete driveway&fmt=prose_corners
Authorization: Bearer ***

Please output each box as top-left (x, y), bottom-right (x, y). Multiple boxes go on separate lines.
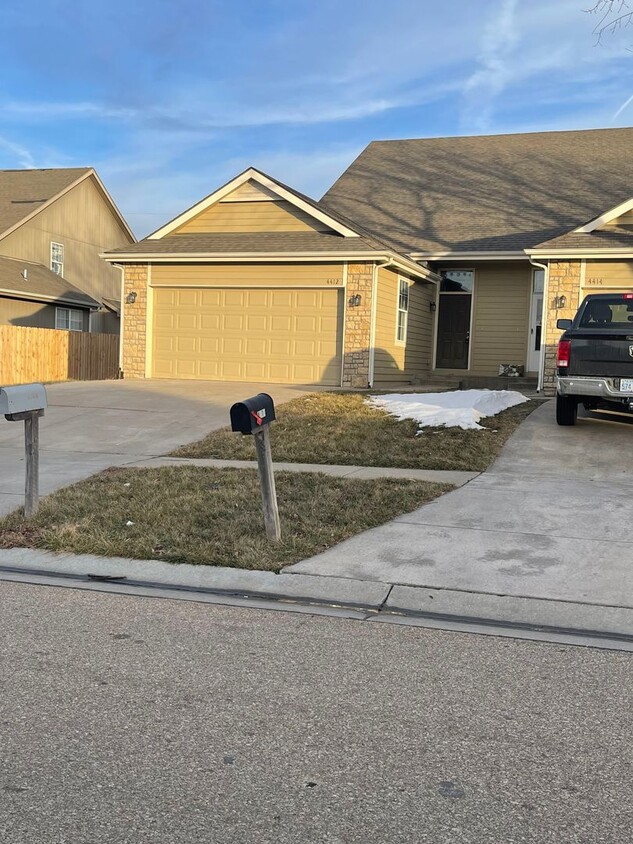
top-left (0, 379), bottom-right (310, 516)
top-left (287, 401), bottom-right (633, 610)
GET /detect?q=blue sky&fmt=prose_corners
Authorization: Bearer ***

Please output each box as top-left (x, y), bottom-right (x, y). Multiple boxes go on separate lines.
top-left (1, 0), bottom-right (632, 236)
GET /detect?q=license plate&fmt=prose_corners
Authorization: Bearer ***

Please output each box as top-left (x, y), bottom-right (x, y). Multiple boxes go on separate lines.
top-left (621, 379), bottom-right (633, 392)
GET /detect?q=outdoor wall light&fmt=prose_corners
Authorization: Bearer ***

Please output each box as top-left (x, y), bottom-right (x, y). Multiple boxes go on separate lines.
top-left (429, 301), bottom-right (437, 313)
top-left (348, 294), bottom-right (362, 307)
top-left (126, 291), bottom-right (137, 305)
top-left (555, 294), bottom-right (567, 309)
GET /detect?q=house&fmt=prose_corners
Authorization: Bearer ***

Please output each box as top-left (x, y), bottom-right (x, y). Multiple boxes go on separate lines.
top-left (0, 168), bottom-right (135, 334)
top-left (104, 127), bottom-right (633, 393)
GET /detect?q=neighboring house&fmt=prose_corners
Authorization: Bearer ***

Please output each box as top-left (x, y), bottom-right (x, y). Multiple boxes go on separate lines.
top-left (0, 168), bottom-right (135, 335)
top-left (104, 127), bottom-right (633, 392)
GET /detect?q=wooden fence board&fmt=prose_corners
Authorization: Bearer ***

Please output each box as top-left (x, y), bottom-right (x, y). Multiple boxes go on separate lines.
top-left (0, 326), bottom-right (119, 386)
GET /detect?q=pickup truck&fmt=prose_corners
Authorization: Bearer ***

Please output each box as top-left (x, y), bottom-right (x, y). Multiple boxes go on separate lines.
top-left (555, 292), bottom-right (633, 425)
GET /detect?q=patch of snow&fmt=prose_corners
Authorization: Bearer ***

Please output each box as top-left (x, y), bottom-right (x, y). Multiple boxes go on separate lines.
top-left (367, 390), bottom-right (529, 431)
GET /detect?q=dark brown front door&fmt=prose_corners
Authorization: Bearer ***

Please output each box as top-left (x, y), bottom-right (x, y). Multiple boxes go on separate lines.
top-left (436, 295), bottom-right (471, 369)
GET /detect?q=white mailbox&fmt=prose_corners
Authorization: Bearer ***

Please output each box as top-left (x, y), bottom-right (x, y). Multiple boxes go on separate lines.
top-left (0, 383), bottom-right (47, 417)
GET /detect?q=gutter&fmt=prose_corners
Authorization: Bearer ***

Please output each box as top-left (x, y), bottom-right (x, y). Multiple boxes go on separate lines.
top-left (368, 259), bottom-right (391, 388)
top-left (100, 250), bottom-right (438, 283)
top-left (0, 287), bottom-right (99, 310)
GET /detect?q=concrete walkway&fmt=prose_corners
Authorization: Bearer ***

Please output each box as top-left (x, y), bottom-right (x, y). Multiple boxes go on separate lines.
top-left (286, 401), bottom-right (633, 611)
top-left (129, 456), bottom-right (478, 486)
top-left (0, 379), bottom-right (311, 516)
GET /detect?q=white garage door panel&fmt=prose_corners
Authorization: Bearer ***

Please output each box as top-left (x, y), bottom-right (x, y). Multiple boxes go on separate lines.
top-left (152, 287), bottom-right (343, 384)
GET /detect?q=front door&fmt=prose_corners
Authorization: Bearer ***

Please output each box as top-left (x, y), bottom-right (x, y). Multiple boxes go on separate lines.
top-left (528, 269), bottom-right (544, 373)
top-left (435, 269), bottom-right (474, 369)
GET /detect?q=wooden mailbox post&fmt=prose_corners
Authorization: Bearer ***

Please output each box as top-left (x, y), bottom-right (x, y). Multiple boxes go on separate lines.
top-left (230, 393), bottom-right (281, 542)
top-left (0, 383), bottom-right (47, 517)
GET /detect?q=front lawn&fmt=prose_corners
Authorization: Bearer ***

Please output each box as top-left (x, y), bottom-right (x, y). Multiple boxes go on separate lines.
top-left (172, 392), bottom-right (541, 472)
top-left (0, 466), bottom-right (451, 571)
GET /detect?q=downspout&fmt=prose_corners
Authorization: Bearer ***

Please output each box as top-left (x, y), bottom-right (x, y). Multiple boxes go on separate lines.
top-left (368, 259), bottom-right (390, 388)
top-left (113, 263), bottom-right (125, 376)
top-left (529, 258), bottom-right (549, 393)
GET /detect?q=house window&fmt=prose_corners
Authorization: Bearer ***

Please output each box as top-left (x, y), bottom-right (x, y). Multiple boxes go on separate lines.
top-left (55, 307), bottom-right (84, 331)
top-left (51, 242), bottom-right (64, 275)
top-left (396, 278), bottom-right (409, 343)
top-left (440, 269), bottom-right (474, 292)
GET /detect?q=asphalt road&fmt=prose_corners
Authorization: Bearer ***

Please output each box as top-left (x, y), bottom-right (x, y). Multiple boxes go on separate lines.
top-left (1, 582), bottom-right (631, 844)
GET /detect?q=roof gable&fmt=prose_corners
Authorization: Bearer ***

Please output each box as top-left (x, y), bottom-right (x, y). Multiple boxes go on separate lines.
top-left (149, 168), bottom-right (360, 239)
top-left (0, 168), bottom-right (135, 243)
top-left (321, 127), bottom-right (633, 255)
top-left (575, 197), bottom-right (633, 233)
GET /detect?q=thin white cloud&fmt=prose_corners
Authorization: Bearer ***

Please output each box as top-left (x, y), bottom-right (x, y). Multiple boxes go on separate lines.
top-left (0, 134), bottom-right (36, 168)
top-left (613, 91), bottom-right (633, 119)
top-left (461, 0), bottom-right (519, 132)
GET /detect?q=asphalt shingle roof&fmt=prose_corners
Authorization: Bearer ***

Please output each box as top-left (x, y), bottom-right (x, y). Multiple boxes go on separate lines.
top-left (532, 226), bottom-right (633, 252)
top-left (105, 231), bottom-right (386, 255)
top-left (0, 168), bottom-right (91, 235)
top-left (0, 255), bottom-right (98, 308)
top-left (320, 128), bottom-right (633, 255)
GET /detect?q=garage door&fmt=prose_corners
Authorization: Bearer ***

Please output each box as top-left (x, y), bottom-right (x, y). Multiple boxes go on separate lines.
top-left (152, 287), bottom-right (343, 384)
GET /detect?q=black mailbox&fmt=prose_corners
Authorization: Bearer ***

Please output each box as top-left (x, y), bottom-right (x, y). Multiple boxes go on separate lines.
top-left (230, 393), bottom-right (276, 435)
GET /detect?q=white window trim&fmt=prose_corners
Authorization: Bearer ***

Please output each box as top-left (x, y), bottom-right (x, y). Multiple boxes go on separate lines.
top-left (55, 306), bottom-right (84, 332)
top-left (51, 241), bottom-right (64, 276)
top-left (395, 277), bottom-right (410, 345)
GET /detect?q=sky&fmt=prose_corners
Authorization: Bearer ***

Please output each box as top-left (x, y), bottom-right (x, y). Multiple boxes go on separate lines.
top-left (1, 0), bottom-right (632, 237)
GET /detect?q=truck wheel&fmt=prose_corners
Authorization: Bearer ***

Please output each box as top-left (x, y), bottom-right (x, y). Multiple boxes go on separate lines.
top-left (556, 395), bottom-right (578, 426)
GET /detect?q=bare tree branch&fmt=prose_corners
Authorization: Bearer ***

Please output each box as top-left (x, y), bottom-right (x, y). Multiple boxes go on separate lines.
top-left (586, 0), bottom-right (633, 45)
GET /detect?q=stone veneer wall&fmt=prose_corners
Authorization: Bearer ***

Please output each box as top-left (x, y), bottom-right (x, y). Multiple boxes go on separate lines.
top-left (542, 260), bottom-right (582, 395)
top-left (342, 263), bottom-right (374, 388)
top-left (122, 263), bottom-right (148, 378)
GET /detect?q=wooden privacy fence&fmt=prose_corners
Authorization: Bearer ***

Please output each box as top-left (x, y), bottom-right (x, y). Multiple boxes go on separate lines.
top-left (0, 325), bottom-right (119, 386)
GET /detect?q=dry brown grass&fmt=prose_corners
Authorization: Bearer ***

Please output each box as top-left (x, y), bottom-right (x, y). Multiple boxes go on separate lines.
top-left (0, 466), bottom-right (452, 571)
top-left (172, 392), bottom-right (540, 472)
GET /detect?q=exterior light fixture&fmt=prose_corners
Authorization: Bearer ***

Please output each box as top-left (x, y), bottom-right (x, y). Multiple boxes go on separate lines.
top-left (555, 294), bottom-right (567, 309)
top-left (429, 301), bottom-right (437, 313)
top-left (348, 294), bottom-right (362, 307)
top-left (126, 291), bottom-right (137, 305)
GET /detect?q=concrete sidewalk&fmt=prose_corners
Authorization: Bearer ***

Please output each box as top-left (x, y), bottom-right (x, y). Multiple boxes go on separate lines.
top-left (129, 456), bottom-right (478, 486)
top-left (286, 401), bottom-right (633, 612)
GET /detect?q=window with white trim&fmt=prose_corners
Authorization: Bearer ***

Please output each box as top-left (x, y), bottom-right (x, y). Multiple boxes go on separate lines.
top-left (55, 307), bottom-right (84, 331)
top-left (51, 242), bottom-right (64, 275)
top-left (396, 278), bottom-right (409, 343)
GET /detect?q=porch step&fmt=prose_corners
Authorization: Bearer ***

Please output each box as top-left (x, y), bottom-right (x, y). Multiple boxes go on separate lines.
top-left (458, 376), bottom-right (538, 391)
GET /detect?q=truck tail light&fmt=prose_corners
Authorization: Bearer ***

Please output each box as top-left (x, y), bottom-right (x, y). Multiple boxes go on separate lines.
top-left (557, 339), bottom-right (571, 368)
top-left (624, 293), bottom-right (633, 300)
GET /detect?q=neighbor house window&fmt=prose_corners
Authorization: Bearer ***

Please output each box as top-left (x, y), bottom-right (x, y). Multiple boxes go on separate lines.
top-left (51, 242), bottom-right (64, 275)
top-left (396, 278), bottom-right (409, 342)
top-left (55, 307), bottom-right (84, 331)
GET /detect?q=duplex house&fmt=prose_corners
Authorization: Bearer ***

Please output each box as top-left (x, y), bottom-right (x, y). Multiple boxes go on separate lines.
top-left (105, 127), bottom-right (633, 393)
top-left (0, 168), bottom-right (135, 334)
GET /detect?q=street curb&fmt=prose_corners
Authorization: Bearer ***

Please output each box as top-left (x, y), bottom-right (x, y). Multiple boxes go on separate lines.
top-left (0, 548), bottom-right (391, 609)
top-left (384, 585), bottom-right (633, 638)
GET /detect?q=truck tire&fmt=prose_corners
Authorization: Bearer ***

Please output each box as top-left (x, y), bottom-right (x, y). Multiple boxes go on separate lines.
top-left (556, 395), bottom-right (578, 426)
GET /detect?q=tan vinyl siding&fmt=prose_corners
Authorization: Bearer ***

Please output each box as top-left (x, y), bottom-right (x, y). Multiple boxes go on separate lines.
top-left (584, 260), bottom-right (633, 295)
top-left (431, 262), bottom-right (531, 375)
top-left (469, 263), bottom-right (530, 374)
top-left (373, 267), bottom-right (434, 384)
top-left (150, 263), bottom-right (344, 288)
top-left (0, 297), bottom-right (57, 328)
top-left (0, 296), bottom-right (89, 330)
top-left (603, 209), bottom-right (633, 227)
top-left (0, 176), bottom-right (132, 303)
top-left (174, 200), bottom-right (331, 234)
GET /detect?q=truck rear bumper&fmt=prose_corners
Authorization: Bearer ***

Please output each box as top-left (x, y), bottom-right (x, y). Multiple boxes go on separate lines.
top-left (557, 376), bottom-right (632, 401)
